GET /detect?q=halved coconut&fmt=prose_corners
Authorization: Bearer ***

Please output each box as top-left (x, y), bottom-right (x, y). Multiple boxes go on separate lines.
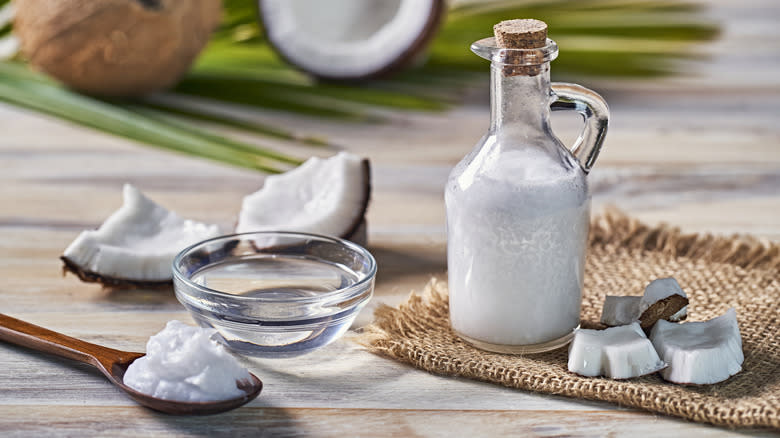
top-left (236, 152), bottom-right (371, 244)
top-left (61, 184), bottom-right (222, 287)
top-left (258, 0), bottom-right (446, 80)
top-left (568, 322), bottom-right (666, 379)
top-left (650, 308), bottom-right (744, 385)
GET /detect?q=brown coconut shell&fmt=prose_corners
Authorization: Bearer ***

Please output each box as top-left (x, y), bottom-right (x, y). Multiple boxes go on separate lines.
top-left (639, 294), bottom-right (689, 330)
top-left (341, 159), bottom-right (372, 246)
top-left (60, 255), bottom-right (171, 289)
top-left (14, 0), bottom-right (222, 97)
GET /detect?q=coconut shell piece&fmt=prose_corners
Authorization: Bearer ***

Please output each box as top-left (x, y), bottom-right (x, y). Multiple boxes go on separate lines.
top-left (639, 294), bottom-right (689, 329)
top-left (638, 278), bottom-right (689, 330)
top-left (236, 152), bottom-right (372, 246)
top-left (60, 256), bottom-right (170, 289)
top-left (14, 0), bottom-right (222, 97)
top-left (650, 308), bottom-right (743, 385)
top-left (568, 322), bottom-right (666, 380)
top-left (61, 184), bottom-right (222, 287)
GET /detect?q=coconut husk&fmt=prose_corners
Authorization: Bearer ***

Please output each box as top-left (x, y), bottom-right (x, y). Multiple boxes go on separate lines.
top-left (14, 0), bottom-right (221, 97)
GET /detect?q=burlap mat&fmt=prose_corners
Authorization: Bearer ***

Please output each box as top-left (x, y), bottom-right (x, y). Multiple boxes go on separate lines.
top-left (358, 211), bottom-right (780, 429)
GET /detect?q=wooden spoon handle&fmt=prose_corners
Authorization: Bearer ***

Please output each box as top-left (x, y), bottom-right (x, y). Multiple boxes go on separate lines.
top-left (0, 313), bottom-right (134, 370)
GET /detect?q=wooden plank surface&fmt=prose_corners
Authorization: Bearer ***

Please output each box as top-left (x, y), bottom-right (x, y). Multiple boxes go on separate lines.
top-left (1, 0), bottom-right (779, 436)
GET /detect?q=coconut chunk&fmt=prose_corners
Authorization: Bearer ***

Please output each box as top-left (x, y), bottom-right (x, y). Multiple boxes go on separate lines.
top-left (600, 278), bottom-right (689, 328)
top-left (600, 295), bottom-right (640, 326)
top-left (650, 308), bottom-right (743, 385)
top-left (638, 277), bottom-right (689, 329)
top-left (62, 184), bottom-right (221, 285)
top-left (568, 323), bottom-right (666, 379)
top-left (236, 152), bottom-right (370, 243)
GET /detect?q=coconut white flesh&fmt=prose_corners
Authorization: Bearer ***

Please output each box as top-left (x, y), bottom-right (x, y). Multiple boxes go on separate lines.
top-left (668, 305), bottom-right (688, 322)
top-left (260, 0), bottom-right (440, 79)
top-left (236, 152), bottom-right (368, 237)
top-left (639, 277), bottom-right (687, 315)
top-left (0, 2), bottom-right (14, 28)
top-left (600, 295), bottom-right (640, 326)
top-left (650, 308), bottom-right (744, 385)
top-left (63, 184), bottom-right (221, 282)
top-left (0, 3), bottom-right (18, 60)
top-left (568, 323), bottom-right (666, 379)
top-left (0, 35), bottom-right (19, 60)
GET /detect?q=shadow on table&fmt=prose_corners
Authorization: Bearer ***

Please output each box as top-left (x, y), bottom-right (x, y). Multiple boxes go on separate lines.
top-left (368, 243), bottom-right (447, 287)
top-left (240, 338), bottom-right (408, 394)
top-left (101, 286), bottom-right (180, 306)
top-left (155, 403), bottom-right (302, 437)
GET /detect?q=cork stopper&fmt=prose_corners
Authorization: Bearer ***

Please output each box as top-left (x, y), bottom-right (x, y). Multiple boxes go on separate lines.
top-left (492, 19), bottom-right (548, 76)
top-left (493, 19), bottom-right (547, 49)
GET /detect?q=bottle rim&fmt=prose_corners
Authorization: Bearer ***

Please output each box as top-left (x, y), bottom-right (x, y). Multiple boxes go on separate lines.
top-left (471, 37), bottom-right (559, 66)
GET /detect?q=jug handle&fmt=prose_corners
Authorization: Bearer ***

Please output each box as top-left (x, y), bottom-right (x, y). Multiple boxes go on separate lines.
top-left (551, 83), bottom-right (609, 173)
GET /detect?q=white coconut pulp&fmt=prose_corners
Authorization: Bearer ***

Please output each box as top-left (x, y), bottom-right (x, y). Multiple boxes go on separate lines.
top-left (0, 3), bottom-right (18, 60)
top-left (600, 296), bottom-right (640, 327)
top-left (236, 152), bottom-right (368, 237)
top-left (568, 322), bottom-right (666, 379)
top-left (259, 0), bottom-right (442, 79)
top-left (590, 278), bottom-right (743, 384)
top-left (650, 308), bottom-right (744, 385)
top-left (62, 184), bottom-right (221, 282)
top-left (124, 321), bottom-right (251, 402)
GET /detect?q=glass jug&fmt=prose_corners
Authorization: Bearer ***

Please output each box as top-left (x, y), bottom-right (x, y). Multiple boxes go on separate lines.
top-left (445, 29), bottom-right (609, 354)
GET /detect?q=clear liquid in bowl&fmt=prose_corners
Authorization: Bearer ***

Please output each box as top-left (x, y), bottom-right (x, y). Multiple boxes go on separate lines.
top-left (185, 254), bottom-right (368, 358)
top-left (190, 255), bottom-right (359, 298)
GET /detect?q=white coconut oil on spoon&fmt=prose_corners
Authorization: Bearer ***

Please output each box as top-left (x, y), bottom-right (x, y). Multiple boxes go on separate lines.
top-left (0, 314), bottom-right (262, 415)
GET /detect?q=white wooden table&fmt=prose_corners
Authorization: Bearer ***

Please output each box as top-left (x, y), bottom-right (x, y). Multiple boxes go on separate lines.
top-left (1, 0), bottom-right (778, 435)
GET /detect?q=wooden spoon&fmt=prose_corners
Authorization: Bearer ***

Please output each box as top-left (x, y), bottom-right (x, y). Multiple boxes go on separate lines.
top-left (0, 313), bottom-right (262, 415)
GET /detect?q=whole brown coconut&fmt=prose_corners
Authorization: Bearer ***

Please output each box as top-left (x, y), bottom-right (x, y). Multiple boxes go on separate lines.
top-left (14, 0), bottom-right (221, 97)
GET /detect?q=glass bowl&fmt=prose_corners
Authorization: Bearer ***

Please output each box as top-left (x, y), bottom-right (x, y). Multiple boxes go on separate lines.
top-left (172, 232), bottom-right (376, 358)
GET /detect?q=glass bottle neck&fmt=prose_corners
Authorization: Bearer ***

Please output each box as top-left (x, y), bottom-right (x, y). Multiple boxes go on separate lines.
top-left (489, 62), bottom-right (552, 133)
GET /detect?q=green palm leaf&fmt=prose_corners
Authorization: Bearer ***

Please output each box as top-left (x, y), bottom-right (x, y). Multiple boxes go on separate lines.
top-left (0, 62), bottom-right (298, 173)
top-left (0, 0), bottom-right (719, 174)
